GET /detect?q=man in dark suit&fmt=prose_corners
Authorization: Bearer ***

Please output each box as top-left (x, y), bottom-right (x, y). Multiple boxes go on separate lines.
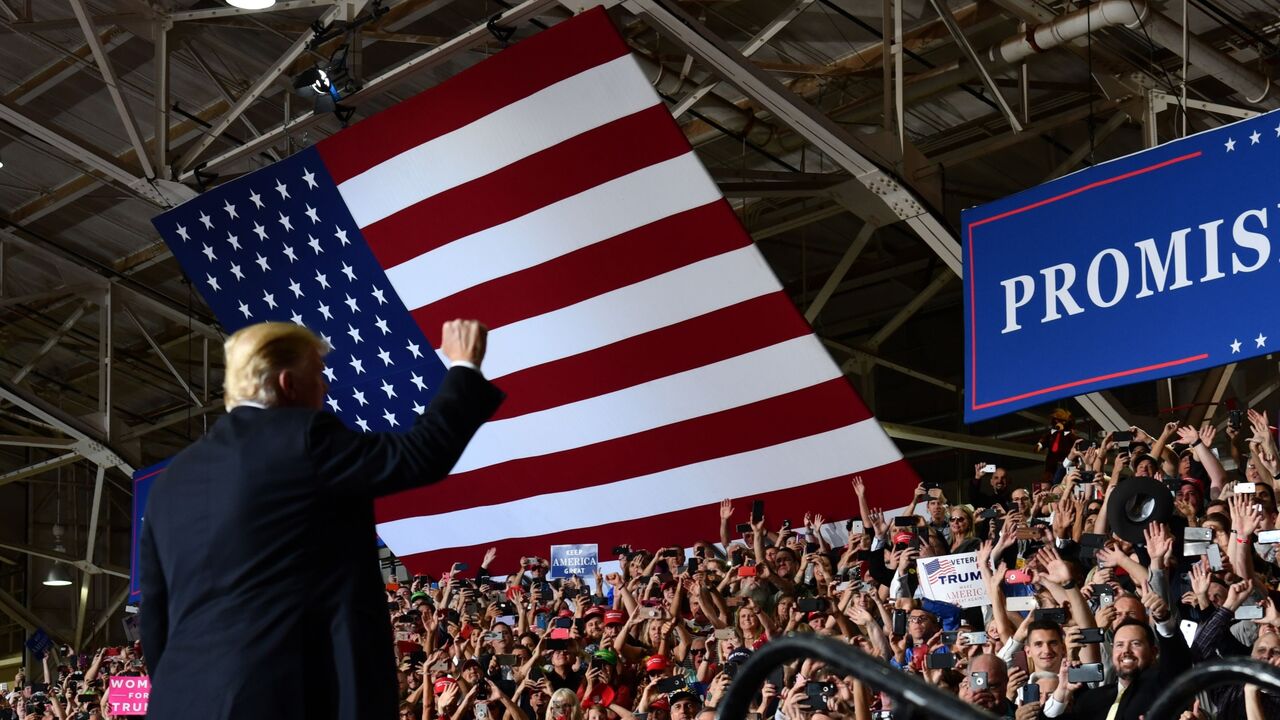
top-left (139, 320), bottom-right (502, 720)
top-left (1046, 618), bottom-right (1192, 720)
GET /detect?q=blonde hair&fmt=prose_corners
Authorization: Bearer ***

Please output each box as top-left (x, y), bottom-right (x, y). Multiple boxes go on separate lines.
top-left (545, 688), bottom-right (583, 720)
top-left (223, 322), bottom-right (327, 410)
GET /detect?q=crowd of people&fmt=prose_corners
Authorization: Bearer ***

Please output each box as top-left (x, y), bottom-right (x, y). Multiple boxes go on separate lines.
top-left (7, 411), bottom-right (1280, 720)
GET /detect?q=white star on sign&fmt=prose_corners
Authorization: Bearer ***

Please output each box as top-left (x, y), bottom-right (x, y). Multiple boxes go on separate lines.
top-left (380, 379), bottom-right (397, 398)
top-left (1225, 137), bottom-right (1236, 152)
top-left (288, 279), bottom-right (303, 299)
top-left (255, 253), bottom-right (270, 272)
top-left (349, 356), bottom-right (365, 375)
top-left (302, 168), bottom-right (317, 189)
top-left (283, 245), bottom-right (298, 263)
top-left (199, 211), bottom-right (213, 229)
top-left (374, 316), bottom-right (390, 335)
top-left (321, 333), bottom-right (333, 349)
top-left (1257, 332), bottom-right (1268, 348)
top-left (317, 302), bottom-right (333, 321)
top-left (353, 389), bottom-right (368, 406)
top-left (343, 293), bottom-right (359, 314)
top-left (1231, 338), bottom-right (1242, 354)
top-left (335, 227), bottom-right (350, 246)
top-left (1250, 130), bottom-right (1262, 145)
top-left (275, 179), bottom-right (290, 200)
top-left (410, 372), bottom-right (427, 392)
top-left (308, 235), bottom-right (323, 254)
top-left (412, 401), bottom-right (426, 415)
top-left (249, 189), bottom-right (264, 209)
top-left (252, 222), bottom-right (268, 241)
top-left (226, 233), bottom-right (241, 251)
top-left (315, 271), bottom-right (329, 289)
top-left (263, 291), bottom-right (277, 310)
top-left (202, 244), bottom-right (216, 262)
top-left (377, 347), bottom-right (393, 366)
top-left (1275, 122), bottom-right (1280, 137)
top-left (347, 324), bottom-right (363, 344)
top-left (291, 311), bottom-right (304, 326)
top-left (340, 262), bottom-right (356, 282)
top-left (406, 340), bottom-right (422, 359)
top-left (305, 205), bottom-right (320, 224)
top-left (176, 224), bottom-right (190, 242)
top-left (205, 273), bottom-right (220, 291)
top-left (327, 396), bottom-right (341, 412)
top-left (279, 212), bottom-right (293, 232)
top-left (371, 286), bottom-right (387, 305)
top-left (323, 366), bottom-right (336, 383)
top-left (355, 416), bottom-right (370, 432)
top-left (238, 301), bottom-right (252, 319)
top-left (383, 410), bottom-right (399, 428)
top-left (223, 200), bottom-right (238, 219)
top-left (230, 263), bottom-right (244, 281)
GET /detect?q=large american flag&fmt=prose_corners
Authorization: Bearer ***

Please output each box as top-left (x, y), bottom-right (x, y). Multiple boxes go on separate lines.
top-left (152, 8), bottom-right (916, 573)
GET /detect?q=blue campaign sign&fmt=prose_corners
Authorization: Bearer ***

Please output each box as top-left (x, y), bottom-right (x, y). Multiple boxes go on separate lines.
top-left (549, 543), bottom-right (598, 579)
top-left (129, 459), bottom-right (170, 604)
top-left (25, 628), bottom-right (53, 659)
top-left (963, 108), bottom-right (1280, 423)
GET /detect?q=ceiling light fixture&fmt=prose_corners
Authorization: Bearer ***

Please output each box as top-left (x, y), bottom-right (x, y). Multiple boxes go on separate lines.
top-left (42, 472), bottom-right (72, 587)
top-left (226, 0), bottom-right (278, 10)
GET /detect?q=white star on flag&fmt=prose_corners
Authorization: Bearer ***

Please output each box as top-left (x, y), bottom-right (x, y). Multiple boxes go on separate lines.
top-left (263, 291), bottom-right (277, 310)
top-left (288, 279), bottom-right (303, 298)
top-left (315, 271), bottom-right (329, 289)
top-left (327, 397), bottom-right (341, 412)
top-left (383, 409), bottom-right (398, 428)
top-left (374, 316), bottom-right (390, 334)
top-left (317, 302), bottom-right (333, 320)
top-left (202, 244), bottom-right (216, 262)
top-left (275, 179), bottom-right (290, 200)
top-left (226, 233), bottom-right (241, 251)
top-left (283, 245), bottom-right (298, 263)
top-left (238, 301), bottom-right (252, 318)
top-left (371, 286), bottom-right (387, 305)
top-left (406, 340), bottom-right (422, 359)
top-left (230, 264), bottom-right (244, 281)
top-left (377, 347), bottom-right (393, 366)
top-left (279, 213), bottom-right (293, 232)
top-left (410, 372), bottom-right (427, 391)
top-left (335, 227), bottom-right (350, 245)
top-left (256, 254), bottom-right (270, 272)
top-left (380, 379), bottom-right (397, 398)
top-left (205, 273), bottom-right (220, 291)
top-left (1250, 130), bottom-right (1261, 145)
top-left (291, 311), bottom-right (304, 325)
top-left (344, 294), bottom-right (359, 313)
top-left (302, 168), bottom-right (317, 189)
top-left (309, 235), bottom-right (324, 254)
top-left (412, 401), bottom-right (425, 415)
top-left (1225, 137), bottom-right (1236, 151)
top-left (353, 389), bottom-right (367, 406)
top-left (1257, 332), bottom-right (1267, 348)
top-left (223, 200), bottom-right (238, 219)
top-left (176, 225), bottom-right (190, 241)
top-left (323, 366), bottom-right (336, 382)
top-left (199, 211), bottom-right (213, 229)
top-left (1231, 339), bottom-right (1242, 354)
top-left (347, 324), bottom-right (363, 343)
top-left (341, 262), bottom-right (357, 282)
top-left (349, 356), bottom-right (365, 374)
top-left (252, 222), bottom-right (268, 241)
top-left (305, 205), bottom-right (321, 224)
top-left (355, 416), bottom-right (370, 432)
top-left (249, 189), bottom-right (264, 209)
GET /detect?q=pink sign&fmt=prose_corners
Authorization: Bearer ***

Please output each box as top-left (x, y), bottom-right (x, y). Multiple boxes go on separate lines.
top-left (108, 675), bottom-right (150, 715)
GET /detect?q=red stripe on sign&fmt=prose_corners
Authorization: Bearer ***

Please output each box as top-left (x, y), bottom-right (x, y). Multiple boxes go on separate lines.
top-left (315, 8), bottom-right (629, 185)
top-left (392, 460), bottom-right (916, 576)
top-left (409, 201), bottom-right (749, 348)
top-left (363, 105), bottom-right (689, 270)
top-left (489, 292), bottom-right (810, 420)
top-left (375, 377), bottom-right (870, 522)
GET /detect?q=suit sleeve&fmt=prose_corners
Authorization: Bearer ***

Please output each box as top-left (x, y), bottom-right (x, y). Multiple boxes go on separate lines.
top-left (311, 366), bottom-right (504, 498)
top-left (139, 516), bottom-right (169, 674)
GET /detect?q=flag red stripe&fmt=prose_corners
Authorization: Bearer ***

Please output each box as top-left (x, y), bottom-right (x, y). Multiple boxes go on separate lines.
top-left (392, 460), bottom-right (915, 576)
top-left (316, 8), bottom-right (629, 185)
top-left (487, 292), bottom-right (809, 420)
top-left (361, 105), bottom-right (691, 270)
top-left (375, 377), bottom-right (870, 522)
top-left (409, 199), bottom-right (747, 348)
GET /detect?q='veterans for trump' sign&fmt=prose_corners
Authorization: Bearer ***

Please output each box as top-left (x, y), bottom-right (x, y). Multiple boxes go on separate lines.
top-left (963, 108), bottom-right (1280, 423)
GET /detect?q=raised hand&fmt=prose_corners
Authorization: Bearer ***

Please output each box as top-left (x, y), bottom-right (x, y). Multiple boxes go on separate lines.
top-left (719, 499), bottom-right (734, 521)
top-left (851, 475), bottom-right (867, 497)
top-left (1034, 546), bottom-right (1072, 586)
top-left (1176, 425), bottom-right (1200, 446)
top-left (1225, 578), bottom-right (1254, 612)
top-left (1143, 522), bottom-right (1174, 570)
top-left (1198, 425), bottom-right (1217, 447)
top-left (482, 547), bottom-right (497, 568)
top-left (440, 319), bottom-right (487, 366)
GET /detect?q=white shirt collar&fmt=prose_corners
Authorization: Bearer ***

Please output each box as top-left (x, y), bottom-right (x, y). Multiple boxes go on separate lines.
top-left (231, 400), bottom-right (270, 410)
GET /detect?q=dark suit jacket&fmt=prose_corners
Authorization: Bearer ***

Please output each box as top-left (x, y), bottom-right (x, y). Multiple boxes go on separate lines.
top-left (140, 366), bottom-right (503, 720)
top-left (1061, 625), bottom-right (1193, 720)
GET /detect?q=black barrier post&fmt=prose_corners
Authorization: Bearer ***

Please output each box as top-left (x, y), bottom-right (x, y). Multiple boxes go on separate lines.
top-left (1146, 658), bottom-right (1280, 719)
top-left (714, 635), bottom-right (995, 720)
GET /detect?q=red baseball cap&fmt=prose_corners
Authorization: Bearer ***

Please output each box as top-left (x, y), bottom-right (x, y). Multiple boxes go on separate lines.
top-left (893, 531), bottom-right (914, 545)
top-left (645, 655), bottom-right (670, 673)
top-left (434, 677), bottom-right (457, 695)
top-left (584, 606), bottom-right (606, 620)
top-left (604, 610), bottom-right (626, 625)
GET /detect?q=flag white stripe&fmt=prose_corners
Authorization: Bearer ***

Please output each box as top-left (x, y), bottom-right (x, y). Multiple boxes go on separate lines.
top-left (384, 153), bottom-right (721, 311)
top-left (377, 419), bottom-right (902, 554)
top-left (338, 55), bottom-right (661, 228)
top-left (451, 334), bottom-right (842, 474)
top-left (483, 246), bottom-right (781, 379)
